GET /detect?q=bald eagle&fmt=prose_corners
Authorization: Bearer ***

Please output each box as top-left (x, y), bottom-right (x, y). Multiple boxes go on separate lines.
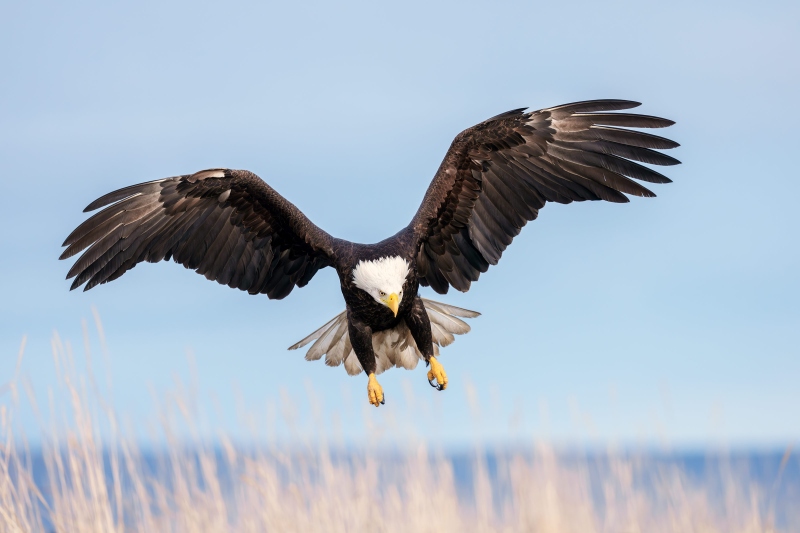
top-left (61, 99), bottom-right (679, 406)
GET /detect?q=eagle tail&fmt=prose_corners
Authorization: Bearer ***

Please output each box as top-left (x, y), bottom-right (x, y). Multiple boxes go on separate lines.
top-left (288, 299), bottom-right (480, 376)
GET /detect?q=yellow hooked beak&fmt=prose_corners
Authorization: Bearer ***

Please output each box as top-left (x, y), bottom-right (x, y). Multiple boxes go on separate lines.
top-left (385, 293), bottom-right (400, 317)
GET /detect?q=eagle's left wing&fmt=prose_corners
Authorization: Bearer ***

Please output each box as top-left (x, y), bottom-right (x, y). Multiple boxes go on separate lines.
top-left (61, 169), bottom-right (336, 299)
top-left (408, 99), bottom-right (680, 293)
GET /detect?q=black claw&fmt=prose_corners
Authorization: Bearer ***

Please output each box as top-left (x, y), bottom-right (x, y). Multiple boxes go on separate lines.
top-left (428, 378), bottom-right (444, 391)
top-left (380, 396), bottom-right (385, 405)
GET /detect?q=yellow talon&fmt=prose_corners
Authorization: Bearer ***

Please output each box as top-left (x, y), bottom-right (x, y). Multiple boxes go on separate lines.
top-left (367, 373), bottom-right (385, 407)
top-left (427, 356), bottom-right (448, 391)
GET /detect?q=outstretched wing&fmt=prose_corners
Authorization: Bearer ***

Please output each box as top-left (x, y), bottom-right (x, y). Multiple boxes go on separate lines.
top-left (409, 99), bottom-right (680, 293)
top-left (61, 168), bottom-right (336, 299)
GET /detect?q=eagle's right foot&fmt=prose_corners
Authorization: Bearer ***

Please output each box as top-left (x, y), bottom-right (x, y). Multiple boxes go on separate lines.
top-left (367, 373), bottom-right (385, 407)
top-left (427, 356), bottom-right (448, 391)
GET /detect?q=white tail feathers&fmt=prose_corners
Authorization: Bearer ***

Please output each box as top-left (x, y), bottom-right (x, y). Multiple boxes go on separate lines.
top-left (288, 298), bottom-right (480, 376)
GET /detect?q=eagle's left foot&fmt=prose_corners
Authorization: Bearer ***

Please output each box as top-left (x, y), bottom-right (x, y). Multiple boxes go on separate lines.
top-left (367, 373), bottom-right (385, 407)
top-left (427, 356), bottom-right (448, 391)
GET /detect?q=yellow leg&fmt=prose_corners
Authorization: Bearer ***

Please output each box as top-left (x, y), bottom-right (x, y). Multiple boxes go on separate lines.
top-left (367, 373), bottom-right (385, 407)
top-left (427, 356), bottom-right (448, 391)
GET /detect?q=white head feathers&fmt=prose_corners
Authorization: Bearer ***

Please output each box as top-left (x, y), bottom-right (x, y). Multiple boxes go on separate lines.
top-left (352, 256), bottom-right (410, 301)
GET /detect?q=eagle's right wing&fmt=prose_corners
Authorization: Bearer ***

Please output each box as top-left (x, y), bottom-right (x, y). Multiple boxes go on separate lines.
top-left (61, 169), bottom-right (336, 299)
top-left (408, 99), bottom-right (680, 293)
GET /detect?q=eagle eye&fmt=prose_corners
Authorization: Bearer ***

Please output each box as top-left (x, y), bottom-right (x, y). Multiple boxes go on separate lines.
top-left (379, 290), bottom-right (386, 297)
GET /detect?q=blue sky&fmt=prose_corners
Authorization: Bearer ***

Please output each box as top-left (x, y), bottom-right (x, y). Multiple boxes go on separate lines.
top-left (1, 0), bottom-right (798, 448)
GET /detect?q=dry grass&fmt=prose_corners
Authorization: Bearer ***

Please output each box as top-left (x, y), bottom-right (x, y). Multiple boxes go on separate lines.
top-left (0, 320), bottom-right (796, 533)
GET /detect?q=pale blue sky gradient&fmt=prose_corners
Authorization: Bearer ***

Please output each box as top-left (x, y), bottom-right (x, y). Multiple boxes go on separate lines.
top-left (1, 0), bottom-right (798, 447)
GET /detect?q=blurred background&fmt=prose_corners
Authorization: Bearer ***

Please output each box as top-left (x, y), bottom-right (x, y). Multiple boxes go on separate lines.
top-left (1, 0), bottom-right (798, 451)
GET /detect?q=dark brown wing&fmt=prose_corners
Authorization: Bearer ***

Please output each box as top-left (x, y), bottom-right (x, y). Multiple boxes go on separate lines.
top-left (61, 168), bottom-right (336, 299)
top-left (409, 99), bottom-right (680, 293)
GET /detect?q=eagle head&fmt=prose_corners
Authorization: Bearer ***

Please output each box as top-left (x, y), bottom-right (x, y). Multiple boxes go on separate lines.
top-left (352, 256), bottom-right (410, 317)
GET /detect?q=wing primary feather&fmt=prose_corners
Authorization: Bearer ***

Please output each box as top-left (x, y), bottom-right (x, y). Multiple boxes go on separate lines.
top-left (545, 99), bottom-right (642, 115)
top-left (60, 202), bottom-right (162, 260)
top-left (547, 144), bottom-right (672, 184)
top-left (557, 125), bottom-right (680, 149)
top-left (564, 140), bottom-right (681, 166)
top-left (555, 159), bottom-right (652, 199)
top-left (568, 113), bottom-right (675, 129)
top-left (74, 208), bottom-right (164, 290)
top-left (64, 192), bottom-right (160, 247)
top-left (83, 179), bottom-right (172, 212)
